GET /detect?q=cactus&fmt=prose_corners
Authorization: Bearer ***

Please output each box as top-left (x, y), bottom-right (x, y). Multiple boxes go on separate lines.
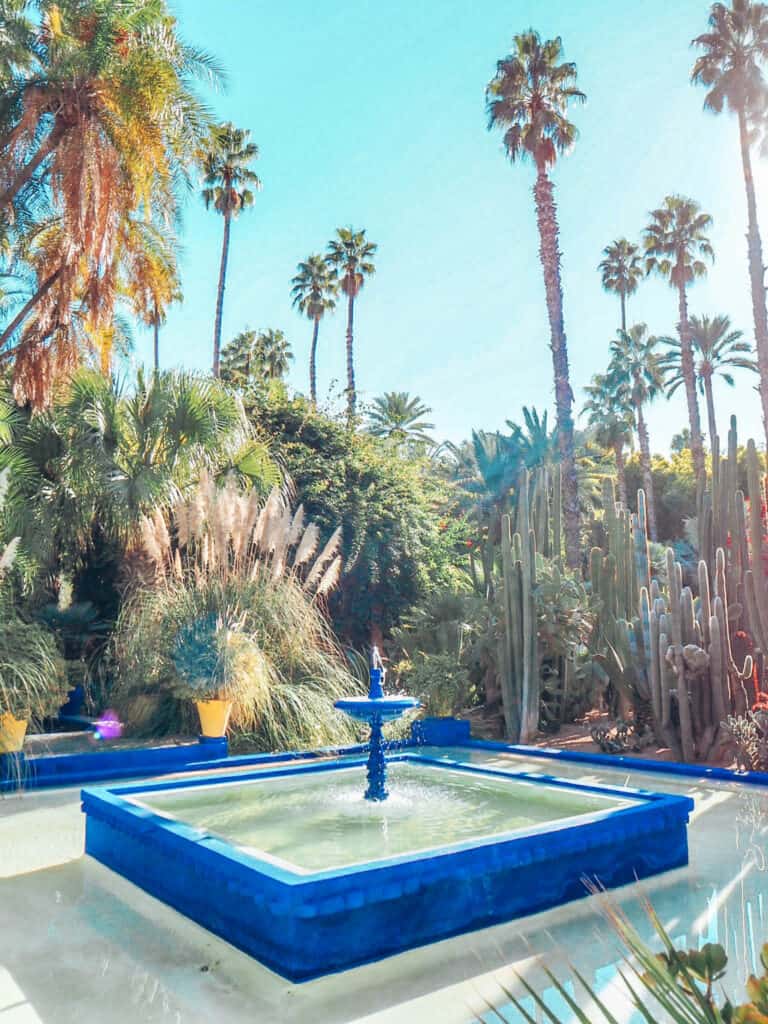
top-left (591, 422), bottom-right (758, 760)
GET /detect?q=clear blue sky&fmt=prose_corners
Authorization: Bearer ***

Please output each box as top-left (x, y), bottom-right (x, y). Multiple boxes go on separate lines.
top-left (139, 0), bottom-right (768, 450)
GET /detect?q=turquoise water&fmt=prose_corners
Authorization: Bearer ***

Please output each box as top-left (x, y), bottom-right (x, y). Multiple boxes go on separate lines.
top-left (138, 761), bottom-right (630, 871)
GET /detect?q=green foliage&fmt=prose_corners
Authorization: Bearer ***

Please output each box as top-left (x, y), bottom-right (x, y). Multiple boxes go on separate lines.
top-left (398, 652), bottom-right (475, 717)
top-left (247, 389), bottom-right (466, 645)
top-left (367, 392), bottom-right (435, 448)
top-left (479, 900), bottom-right (768, 1024)
top-left (0, 614), bottom-right (67, 721)
top-left (0, 368), bottom-right (278, 577)
top-left (624, 450), bottom-right (697, 540)
top-left (221, 328), bottom-right (293, 388)
top-left (113, 573), bottom-right (359, 748)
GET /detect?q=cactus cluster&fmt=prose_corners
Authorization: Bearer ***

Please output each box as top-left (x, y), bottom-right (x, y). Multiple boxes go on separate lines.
top-left (590, 420), bottom-right (758, 762)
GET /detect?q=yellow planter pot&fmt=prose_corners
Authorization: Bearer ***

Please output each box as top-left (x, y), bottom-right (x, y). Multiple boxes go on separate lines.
top-left (195, 699), bottom-right (233, 738)
top-left (0, 713), bottom-right (28, 753)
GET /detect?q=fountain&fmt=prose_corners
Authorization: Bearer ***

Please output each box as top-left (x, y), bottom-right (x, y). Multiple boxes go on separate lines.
top-left (333, 648), bottom-right (419, 800)
top-left (81, 659), bottom-right (694, 980)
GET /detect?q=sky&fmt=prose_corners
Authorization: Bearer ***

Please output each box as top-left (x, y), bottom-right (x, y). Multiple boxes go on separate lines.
top-left (137, 0), bottom-right (768, 450)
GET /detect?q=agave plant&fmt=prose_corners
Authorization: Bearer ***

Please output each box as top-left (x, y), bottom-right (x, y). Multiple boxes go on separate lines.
top-left (477, 896), bottom-right (768, 1024)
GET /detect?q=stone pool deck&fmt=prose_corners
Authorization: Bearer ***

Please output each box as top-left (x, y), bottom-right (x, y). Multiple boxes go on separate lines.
top-left (1, 739), bottom-right (767, 1023)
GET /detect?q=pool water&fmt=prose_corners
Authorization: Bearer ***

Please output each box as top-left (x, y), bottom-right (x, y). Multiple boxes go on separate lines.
top-left (138, 761), bottom-right (631, 871)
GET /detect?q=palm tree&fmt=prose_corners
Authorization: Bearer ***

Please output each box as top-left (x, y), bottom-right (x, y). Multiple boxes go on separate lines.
top-left (325, 227), bottom-right (377, 418)
top-left (486, 30), bottom-right (585, 569)
top-left (598, 238), bottom-right (644, 332)
top-left (0, 369), bottom-right (279, 573)
top-left (692, 0), bottom-right (768, 453)
top-left (582, 374), bottom-right (634, 507)
top-left (220, 328), bottom-right (292, 387)
top-left (290, 255), bottom-right (338, 403)
top-left (255, 329), bottom-right (292, 381)
top-left (608, 324), bottom-right (665, 540)
top-left (367, 392), bottom-right (435, 446)
top-left (644, 196), bottom-right (714, 478)
top-left (202, 123), bottom-right (262, 379)
top-left (659, 313), bottom-right (757, 448)
top-left (507, 406), bottom-right (559, 469)
top-left (0, 0), bottom-right (216, 392)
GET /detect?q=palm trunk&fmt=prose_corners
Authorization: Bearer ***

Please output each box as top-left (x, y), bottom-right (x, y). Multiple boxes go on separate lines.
top-left (620, 292), bottom-right (626, 334)
top-left (0, 266), bottom-right (63, 351)
top-left (676, 276), bottom-right (705, 478)
top-left (153, 318), bottom-right (160, 372)
top-left (533, 167), bottom-right (580, 569)
top-left (0, 121), bottom-right (67, 209)
top-left (309, 316), bottom-right (320, 404)
top-left (703, 371), bottom-right (718, 453)
top-left (212, 211), bottom-right (231, 378)
top-left (738, 107), bottom-right (768, 455)
top-left (345, 292), bottom-right (356, 418)
top-left (636, 404), bottom-right (658, 541)
top-left (614, 440), bottom-right (627, 507)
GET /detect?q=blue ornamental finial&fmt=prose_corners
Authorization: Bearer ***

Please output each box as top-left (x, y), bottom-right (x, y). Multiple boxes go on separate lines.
top-left (369, 646), bottom-right (385, 699)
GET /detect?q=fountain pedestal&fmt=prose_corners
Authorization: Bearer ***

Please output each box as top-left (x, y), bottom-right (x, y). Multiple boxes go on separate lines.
top-left (334, 665), bottom-right (419, 801)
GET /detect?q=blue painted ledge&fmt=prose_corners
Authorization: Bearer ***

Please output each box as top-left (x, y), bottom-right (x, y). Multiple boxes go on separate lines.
top-left (0, 737), bottom-right (228, 792)
top-left (411, 716), bottom-right (768, 789)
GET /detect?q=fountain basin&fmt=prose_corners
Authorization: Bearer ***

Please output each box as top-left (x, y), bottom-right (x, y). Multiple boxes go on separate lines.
top-left (81, 754), bottom-right (693, 980)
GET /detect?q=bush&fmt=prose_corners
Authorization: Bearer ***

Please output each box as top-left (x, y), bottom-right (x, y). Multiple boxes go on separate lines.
top-left (0, 615), bottom-right (67, 722)
top-left (397, 652), bottom-right (476, 717)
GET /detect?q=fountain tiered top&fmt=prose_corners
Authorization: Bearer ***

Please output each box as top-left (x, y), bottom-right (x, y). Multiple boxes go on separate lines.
top-left (334, 648), bottom-right (419, 800)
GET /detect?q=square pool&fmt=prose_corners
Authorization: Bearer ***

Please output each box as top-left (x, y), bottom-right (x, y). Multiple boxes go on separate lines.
top-left (82, 754), bottom-right (694, 980)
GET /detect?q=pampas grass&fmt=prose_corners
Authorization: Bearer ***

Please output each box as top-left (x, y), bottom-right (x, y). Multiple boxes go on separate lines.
top-left (112, 476), bottom-right (360, 748)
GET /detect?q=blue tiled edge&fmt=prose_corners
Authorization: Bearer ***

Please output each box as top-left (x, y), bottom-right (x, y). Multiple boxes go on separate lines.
top-left (82, 753), bottom-right (693, 980)
top-left (0, 737), bottom-right (229, 792)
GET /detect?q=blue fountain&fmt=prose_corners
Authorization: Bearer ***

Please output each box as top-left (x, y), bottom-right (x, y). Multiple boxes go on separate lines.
top-left (334, 648), bottom-right (419, 800)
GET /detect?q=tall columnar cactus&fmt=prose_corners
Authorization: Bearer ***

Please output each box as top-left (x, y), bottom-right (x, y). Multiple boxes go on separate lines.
top-left (499, 471), bottom-right (540, 742)
top-left (593, 448), bottom-right (756, 760)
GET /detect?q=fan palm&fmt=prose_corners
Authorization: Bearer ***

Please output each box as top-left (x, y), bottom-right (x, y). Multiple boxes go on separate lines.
top-left (692, 0), bottom-right (768, 453)
top-left (201, 123), bottom-right (262, 378)
top-left (290, 255), bottom-right (338, 404)
top-left (486, 30), bottom-right (585, 569)
top-left (582, 374), bottom-right (634, 506)
top-left (0, 369), bottom-right (280, 572)
top-left (598, 238), bottom-right (643, 332)
top-left (644, 195), bottom-right (714, 477)
top-left (659, 313), bottom-right (757, 448)
top-left (608, 324), bottom-right (665, 539)
top-left (325, 227), bottom-right (377, 418)
top-left (255, 329), bottom-right (292, 381)
top-left (367, 392), bottom-right (435, 446)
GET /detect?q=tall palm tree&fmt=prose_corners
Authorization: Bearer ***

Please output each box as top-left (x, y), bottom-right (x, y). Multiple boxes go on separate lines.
top-left (367, 392), bottom-right (435, 446)
top-left (598, 238), bottom-right (644, 332)
top-left (202, 123), bottom-right (262, 379)
top-left (644, 195), bottom-right (714, 478)
top-left (290, 255), bottom-right (338, 403)
top-left (326, 227), bottom-right (377, 417)
top-left (659, 313), bottom-right (757, 448)
top-left (608, 324), bottom-right (665, 540)
top-left (486, 30), bottom-right (585, 569)
top-left (692, 0), bottom-right (768, 452)
top-left (582, 374), bottom-right (634, 507)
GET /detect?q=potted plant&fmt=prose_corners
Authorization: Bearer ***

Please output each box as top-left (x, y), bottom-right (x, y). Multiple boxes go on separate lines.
top-left (0, 616), bottom-right (68, 752)
top-left (171, 609), bottom-right (247, 738)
